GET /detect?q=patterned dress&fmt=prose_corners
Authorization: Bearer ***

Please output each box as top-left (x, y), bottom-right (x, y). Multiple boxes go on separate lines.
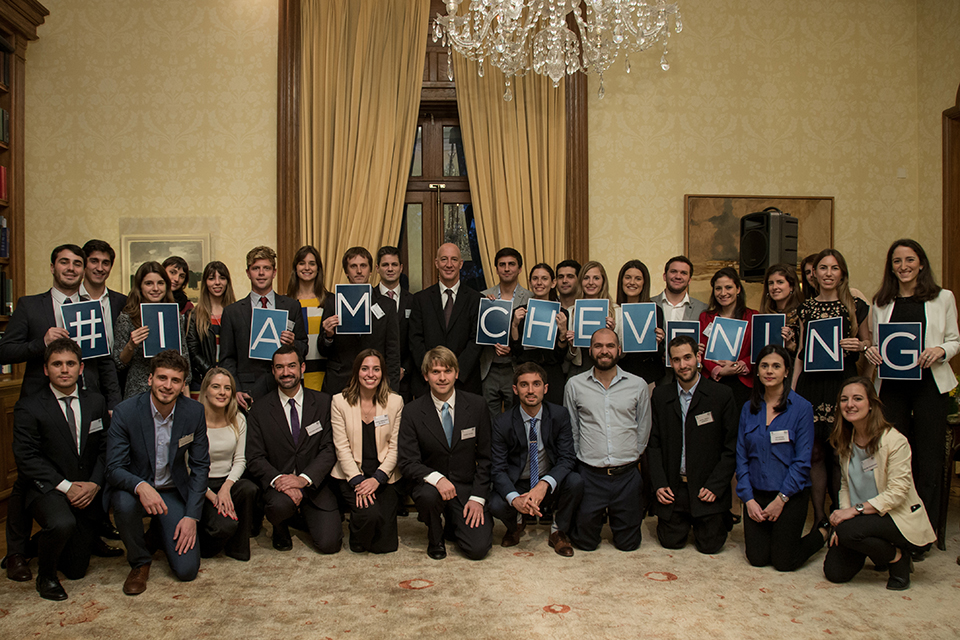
top-left (299, 296), bottom-right (327, 391)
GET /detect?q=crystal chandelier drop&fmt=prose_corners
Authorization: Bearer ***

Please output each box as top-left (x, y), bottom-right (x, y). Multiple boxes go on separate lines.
top-left (433, 0), bottom-right (682, 101)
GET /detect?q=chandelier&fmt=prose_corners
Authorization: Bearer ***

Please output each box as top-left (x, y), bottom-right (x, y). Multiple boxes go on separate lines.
top-left (433, 0), bottom-right (682, 101)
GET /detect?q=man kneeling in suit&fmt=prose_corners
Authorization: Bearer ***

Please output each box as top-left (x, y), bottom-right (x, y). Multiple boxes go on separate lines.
top-left (106, 350), bottom-right (209, 596)
top-left (399, 346), bottom-right (492, 560)
top-left (490, 362), bottom-right (582, 556)
top-left (246, 344), bottom-right (341, 554)
top-left (12, 338), bottom-right (114, 600)
top-left (648, 336), bottom-right (738, 554)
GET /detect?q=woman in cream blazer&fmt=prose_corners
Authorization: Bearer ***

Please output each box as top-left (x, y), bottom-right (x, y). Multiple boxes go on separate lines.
top-left (824, 377), bottom-right (936, 591)
top-left (865, 239), bottom-right (959, 547)
top-left (330, 349), bottom-right (403, 554)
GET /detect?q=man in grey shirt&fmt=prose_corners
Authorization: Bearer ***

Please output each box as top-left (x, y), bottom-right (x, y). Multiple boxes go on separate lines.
top-left (563, 328), bottom-right (651, 551)
top-left (651, 255), bottom-right (708, 323)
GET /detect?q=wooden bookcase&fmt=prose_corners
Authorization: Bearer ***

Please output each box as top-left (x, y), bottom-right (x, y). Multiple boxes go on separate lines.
top-left (0, 0), bottom-right (47, 522)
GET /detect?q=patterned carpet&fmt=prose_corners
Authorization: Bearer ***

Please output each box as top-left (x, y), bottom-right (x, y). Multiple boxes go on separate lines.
top-left (2, 512), bottom-right (960, 640)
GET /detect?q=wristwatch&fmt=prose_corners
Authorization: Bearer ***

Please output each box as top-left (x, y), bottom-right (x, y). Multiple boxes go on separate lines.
top-left (777, 492), bottom-right (789, 503)
top-left (855, 503), bottom-right (864, 514)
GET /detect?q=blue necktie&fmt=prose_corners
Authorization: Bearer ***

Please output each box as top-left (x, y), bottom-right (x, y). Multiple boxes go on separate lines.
top-left (290, 398), bottom-right (300, 443)
top-left (529, 417), bottom-right (539, 489)
top-left (441, 402), bottom-right (454, 447)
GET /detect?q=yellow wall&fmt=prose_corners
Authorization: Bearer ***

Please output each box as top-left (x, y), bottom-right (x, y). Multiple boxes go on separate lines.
top-left (589, 0), bottom-right (957, 302)
top-left (21, 0), bottom-right (960, 303)
top-left (24, 0), bottom-right (278, 294)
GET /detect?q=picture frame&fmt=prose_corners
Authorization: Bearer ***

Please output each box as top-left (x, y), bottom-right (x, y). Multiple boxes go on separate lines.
top-left (121, 234), bottom-right (211, 303)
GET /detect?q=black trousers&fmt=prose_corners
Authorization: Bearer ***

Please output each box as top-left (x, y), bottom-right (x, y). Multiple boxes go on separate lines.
top-left (656, 482), bottom-right (727, 554)
top-left (571, 463), bottom-right (643, 552)
top-left (263, 486), bottom-right (342, 554)
top-left (823, 513), bottom-right (914, 583)
top-left (28, 490), bottom-right (99, 579)
top-left (743, 487), bottom-right (825, 571)
top-left (4, 479), bottom-right (30, 558)
top-left (880, 372), bottom-right (949, 536)
top-left (337, 480), bottom-right (399, 554)
top-left (199, 477), bottom-right (258, 561)
top-left (489, 471), bottom-right (584, 534)
top-left (410, 480), bottom-right (492, 560)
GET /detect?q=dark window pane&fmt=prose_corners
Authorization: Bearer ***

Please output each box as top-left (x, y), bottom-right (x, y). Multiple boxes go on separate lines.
top-left (442, 126), bottom-right (467, 177)
top-left (410, 126), bottom-right (422, 177)
top-left (443, 203), bottom-right (485, 291)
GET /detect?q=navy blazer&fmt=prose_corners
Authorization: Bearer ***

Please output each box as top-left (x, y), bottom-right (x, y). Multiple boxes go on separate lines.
top-left (397, 391), bottom-right (491, 500)
top-left (490, 401), bottom-right (577, 501)
top-left (245, 388), bottom-right (337, 510)
top-left (408, 283), bottom-right (482, 396)
top-left (105, 392), bottom-right (210, 520)
top-left (0, 291), bottom-right (122, 409)
top-left (648, 376), bottom-right (738, 518)
top-left (218, 293), bottom-right (308, 398)
top-left (12, 387), bottom-right (109, 505)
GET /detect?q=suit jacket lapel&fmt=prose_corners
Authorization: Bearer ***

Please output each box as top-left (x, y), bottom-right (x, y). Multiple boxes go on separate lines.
top-left (513, 407), bottom-right (528, 467)
top-left (137, 394), bottom-right (156, 470)
top-left (78, 392), bottom-right (92, 456)
top-left (297, 391), bottom-right (316, 449)
top-left (423, 397), bottom-right (450, 450)
top-left (430, 286), bottom-right (445, 327)
top-left (447, 287), bottom-right (470, 329)
top-left (41, 291), bottom-right (57, 329)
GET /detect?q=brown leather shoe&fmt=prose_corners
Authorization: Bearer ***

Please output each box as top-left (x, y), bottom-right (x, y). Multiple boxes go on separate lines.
top-left (549, 531), bottom-right (574, 557)
top-left (4, 554), bottom-right (32, 582)
top-left (500, 521), bottom-right (526, 547)
top-left (123, 563), bottom-right (151, 596)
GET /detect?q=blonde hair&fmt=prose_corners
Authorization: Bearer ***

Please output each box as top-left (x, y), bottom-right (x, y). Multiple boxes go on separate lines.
top-left (420, 346), bottom-right (459, 377)
top-left (200, 368), bottom-right (241, 438)
top-left (245, 245), bottom-right (277, 269)
top-left (580, 260), bottom-right (614, 316)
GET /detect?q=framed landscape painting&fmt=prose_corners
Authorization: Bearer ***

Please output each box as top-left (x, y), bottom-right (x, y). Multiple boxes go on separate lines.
top-left (121, 234), bottom-right (210, 303)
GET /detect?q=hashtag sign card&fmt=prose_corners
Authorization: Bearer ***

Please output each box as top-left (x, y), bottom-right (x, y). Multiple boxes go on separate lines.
top-left (60, 300), bottom-right (110, 359)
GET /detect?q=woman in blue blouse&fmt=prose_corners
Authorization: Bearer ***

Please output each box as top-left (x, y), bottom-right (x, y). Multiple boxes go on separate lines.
top-left (737, 344), bottom-right (829, 570)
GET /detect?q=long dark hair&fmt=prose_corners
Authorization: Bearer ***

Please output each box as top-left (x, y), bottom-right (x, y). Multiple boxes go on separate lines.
top-left (342, 349), bottom-right (393, 407)
top-left (528, 263), bottom-right (558, 301)
top-left (814, 249), bottom-right (859, 336)
top-left (873, 239), bottom-right (941, 307)
top-left (194, 261), bottom-right (236, 339)
top-left (616, 260), bottom-right (652, 305)
top-left (799, 253), bottom-right (819, 299)
top-left (122, 261), bottom-right (173, 327)
top-left (749, 344), bottom-right (793, 414)
top-left (759, 263), bottom-right (804, 315)
top-left (286, 245), bottom-right (328, 304)
top-left (829, 376), bottom-right (891, 460)
top-left (707, 267), bottom-right (746, 318)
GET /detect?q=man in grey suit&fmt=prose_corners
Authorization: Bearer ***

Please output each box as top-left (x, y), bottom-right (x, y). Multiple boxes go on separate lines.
top-left (651, 256), bottom-right (708, 323)
top-left (480, 247), bottom-right (530, 418)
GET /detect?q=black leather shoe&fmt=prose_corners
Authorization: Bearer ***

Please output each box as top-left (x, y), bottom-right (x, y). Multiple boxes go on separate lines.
top-left (887, 550), bottom-right (912, 591)
top-left (99, 523), bottom-right (121, 541)
top-left (92, 538), bottom-right (124, 558)
top-left (272, 524), bottom-right (293, 551)
top-left (427, 544), bottom-right (446, 560)
top-left (3, 554), bottom-right (32, 582)
top-left (37, 575), bottom-right (68, 601)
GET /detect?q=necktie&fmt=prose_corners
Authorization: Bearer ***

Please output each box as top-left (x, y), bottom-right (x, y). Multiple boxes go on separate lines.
top-left (528, 417), bottom-right (539, 489)
top-left (289, 398), bottom-right (301, 443)
top-left (443, 289), bottom-right (454, 327)
top-left (61, 396), bottom-right (79, 452)
top-left (441, 401), bottom-right (454, 447)
top-left (63, 297), bottom-right (72, 304)
top-left (387, 290), bottom-right (395, 300)
top-left (260, 296), bottom-right (268, 309)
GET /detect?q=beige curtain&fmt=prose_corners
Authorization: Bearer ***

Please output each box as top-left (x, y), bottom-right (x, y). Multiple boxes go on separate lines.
top-left (299, 0), bottom-right (429, 289)
top-left (452, 58), bottom-right (566, 289)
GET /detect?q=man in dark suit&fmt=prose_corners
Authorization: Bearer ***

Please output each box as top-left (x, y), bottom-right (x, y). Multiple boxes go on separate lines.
top-left (219, 246), bottom-right (308, 409)
top-left (0, 244), bottom-right (121, 581)
top-left (647, 335), bottom-right (738, 554)
top-left (376, 246), bottom-right (414, 402)
top-left (408, 243), bottom-right (482, 397)
top-left (11, 339), bottom-right (112, 600)
top-left (490, 362), bottom-right (582, 556)
top-left (398, 346), bottom-right (492, 560)
top-left (318, 246), bottom-right (401, 395)
top-left (79, 239), bottom-right (127, 356)
top-left (105, 350), bottom-right (210, 596)
top-left (245, 344), bottom-right (341, 554)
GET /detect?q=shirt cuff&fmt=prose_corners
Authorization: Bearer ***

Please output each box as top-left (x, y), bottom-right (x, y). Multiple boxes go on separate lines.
top-left (269, 475), bottom-right (281, 488)
top-left (424, 471), bottom-right (444, 487)
top-left (543, 475), bottom-right (557, 493)
top-left (56, 480), bottom-right (72, 494)
top-left (299, 473), bottom-right (312, 487)
top-left (468, 496), bottom-right (485, 506)
top-left (373, 469), bottom-right (389, 485)
top-left (505, 491), bottom-right (521, 504)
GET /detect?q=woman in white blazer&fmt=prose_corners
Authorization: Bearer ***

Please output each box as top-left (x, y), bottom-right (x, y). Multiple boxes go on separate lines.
top-left (864, 239), bottom-right (959, 550)
top-left (330, 348), bottom-right (403, 553)
top-left (824, 377), bottom-right (936, 590)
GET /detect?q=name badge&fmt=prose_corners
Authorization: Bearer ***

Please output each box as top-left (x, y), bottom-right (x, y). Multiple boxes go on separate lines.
top-left (89, 418), bottom-right (104, 433)
top-left (461, 427), bottom-right (476, 440)
top-left (371, 303), bottom-right (385, 320)
top-left (770, 430), bottom-right (790, 444)
top-left (861, 456), bottom-right (878, 472)
top-left (405, 308), bottom-right (411, 319)
top-left (702, 322), bottom-right (713, 338)
top-left (178, 433), bottom-right (194, 448)
top-left (374, 414), bottom-right (390, 428)
top-left (286, 319), bottom-right (296, 332)
top-left (305, 421), bottom-right (323, 436)
top-left (694, 411), bottom-right (713, 426)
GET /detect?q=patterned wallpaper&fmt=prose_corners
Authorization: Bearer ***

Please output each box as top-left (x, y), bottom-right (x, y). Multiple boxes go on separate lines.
top-left (588, 0), bottom-right (958, 303)
top-left (24, 0), bottom-right (278, 294)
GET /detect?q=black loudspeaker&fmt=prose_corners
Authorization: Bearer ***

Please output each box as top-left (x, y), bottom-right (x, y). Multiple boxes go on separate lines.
top-left (739, 207), bottom-right (799, 282)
